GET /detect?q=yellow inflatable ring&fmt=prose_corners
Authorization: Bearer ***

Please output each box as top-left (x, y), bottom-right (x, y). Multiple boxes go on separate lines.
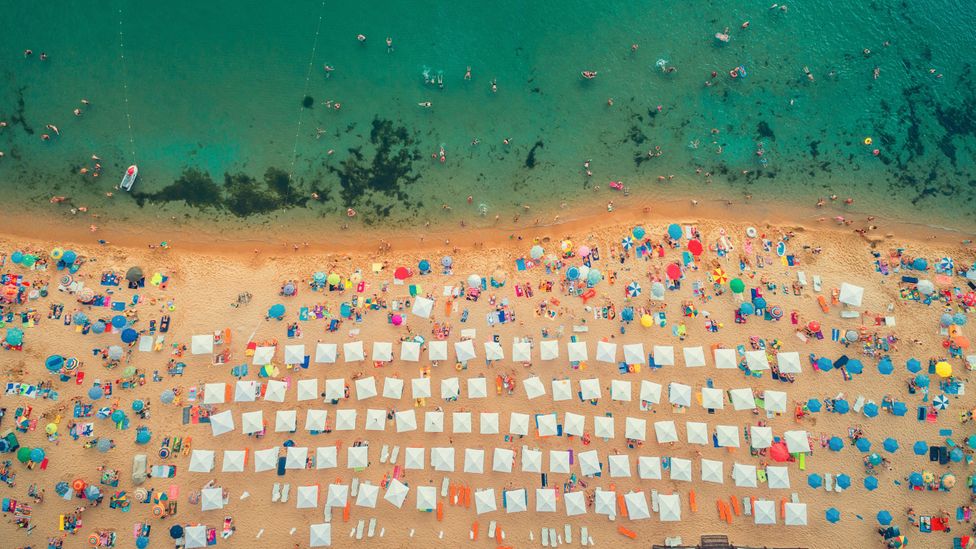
top-left (864, 137), bottom-right (872, 145)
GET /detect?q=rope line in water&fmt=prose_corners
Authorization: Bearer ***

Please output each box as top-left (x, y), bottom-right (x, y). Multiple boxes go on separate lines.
top-left (118, 6), bottom-right (136, 163)
top-left (288, 0), bottom-right (327, 180)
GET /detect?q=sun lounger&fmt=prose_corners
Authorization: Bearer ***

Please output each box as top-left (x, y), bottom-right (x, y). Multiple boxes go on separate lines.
top-left (651, 489), bottom-right (659, 512)
top-left (580, 527), bottom-right (588, 547)
top-left (351, 478), bottom-right (359, 497)
top-left (441, 477), bottom-right (450, 497)
top-left (824, 474), bottom-right (834, 491)
top-left (812, 275), bottom-right (822, 292)
top-left (853, 396), bottom-right (865, 412)
top-left (797, 272), bottom-right (807, 286)
top-left (356, 520), bottom-right (365, 539)
top-left (390, 446), bottom-right (400, 464)
top-left (368, 518), bottom-right (376, 537)
top-left (564, 524), bottom-right (572, 543)
top-left (281, 483), bottom-right (290, 502)
top-left (380, 445), bottom-right (389, 463)
top-left (273, 482), bottom-right (281, 502)
top-left (550, 528), bottom-right (558, 546)
top-left (542, 527), bottom-right (550, 547)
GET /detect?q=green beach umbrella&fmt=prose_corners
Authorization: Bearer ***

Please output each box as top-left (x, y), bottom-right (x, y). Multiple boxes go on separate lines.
top-left (17, 446), bottom-right (31, 463)
top-left (730, 278), bottom-right (745, 294)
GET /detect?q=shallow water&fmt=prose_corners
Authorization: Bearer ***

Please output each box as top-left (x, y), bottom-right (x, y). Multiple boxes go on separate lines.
top-left (1, 0), bottom-right (974, 232)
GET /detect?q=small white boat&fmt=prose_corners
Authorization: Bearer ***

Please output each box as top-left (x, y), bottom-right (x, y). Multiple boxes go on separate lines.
top-left (120, 165), bottom-right (138, 191)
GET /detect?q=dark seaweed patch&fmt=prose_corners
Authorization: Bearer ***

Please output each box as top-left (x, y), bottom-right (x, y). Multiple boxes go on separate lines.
top-left (136, 167), bottom-right (307, 217)
top-left (525, 140), bottom-right (544, 169)
top-left (302, 96), bottom-right (314, 108)
top-left (808, 140), bottom-right (820, 159)
top-left (757, 121), bottom-right (775, 140)
top-left (133, 168), bottom-right (222, 209)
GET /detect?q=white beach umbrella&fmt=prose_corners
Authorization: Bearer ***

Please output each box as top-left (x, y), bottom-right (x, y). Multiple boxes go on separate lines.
top-left (395, 410), bottom-right (417, 433)
top-left (611, 379), bottom-right (632, 402)
top-left (274, 410), bottom-right (297, 432)
top-left (400, 340), bottom-right (421, 362)
top-left (638, 456), bottom-right (662, 480)
top-left (314, 343), bottom-right (337, 364)
top-left (492, 447), bottom-right (514, 473)
top-left (427, 340), bottom-right (448, 361)
top-left (454, 339), bottom-right (476, 362)
top-left (745, 350), bottom-right (770, 371)
top-left (700, 459), bottom-right (724, 484)
top-left (564, 412), bottom-right (585, 437)
top-left (777, 351), bottom-right (802, 373)
top-left (716, 424), bottom-right (741, 447)
top-left (784, 502), bottom-right (808, 526)
top-left (714, 348), bottom-right (738, 369)
top-left (764, 390), bottom-right (788, 413)
top-left (596, 340), bottom-right (617, 363)
top-left (670, 457), bottom-right (692, 482)
top-left (509, 412), bottom-right (530, 436)
top-left (624, 417), bottom-right (646, 441)
top-left (424, 411), bottom-right (444, 433)
top-left (346, 446), bottom-right (368, 469)
top-left (467, 377), bottom-right (487, 398)
top-left (668, 382), bottom-right (692, 407)
top-left (188, 450), bottom-right (214, 473)
top-left (334, 409), bottom-right (357, 431)
top-left (298, 484), bottom-right (321, 509)
top-left (733, 463), bottom-right (758, 487)
top-left (751, 426), bottom-right (773, 449)
top-left (608, 454), bottom-right (631, 478)
top-left (285, 446), bottom-right (308, 469)
top-left (578, 450), bottom-right (601, 476)
top-left (309, 524), bottom-right (331, 548)
top-left (484, 341), bottom-right (504, 361)
top-left (564, 491), bottom-right (587, 516)
top-left (523, 376), bottom-right (546, 399)
top-left (200, 487), bottom-right (224, 511)
top-left (539, 340), bottom-right (559, 361)
top-left (595, 490), bottom-right (616, 516)
top-left (234, 380), bottom-right (257, 402)
top-left (505, 489), bottom-right (527, 513)
top-left (221, 450), bottom-right (245, 473)
top-left (252, 346), bottom-right (275, 366)
top-left (204, 383), bottom-right (226, 404)
top-left (753, 499), bottom-right (776, 525)
top-left (549, 450), bottom-right (571, 473)
top-left (686, 421), bottom-right (709, 445)
top-left (625, 491), bottom-right (651, 520)
top-left (767, 466), bottom-right (790, 489)
top-left (480, 412), bottom-right (499, 435)
top-left (209, 410), bottom-right (234, 437)
top-left (184, 526), bottom-right (208, 549)
top-left (701, 387), bottom-right (725, 409)
top-left (372, 341), bottom-right (393, 362)
top-left (241, 411), bottom-right (264, 435)
top-left (653, 345), bottom-right (675, 366)
top-left (640, 380), bottom-right (662, 404)
top-left (343, 341), bottom-right (364, 362)
top-left (382, 377), bottom-right (403, 399)
top-left (551, 379), bottom-right (572, 401)
top-left (512, 341), bottom-right (532, 362)
top-left (463, 448), bottom-right (484, 474)
top-left (535, 488), bottom-right (557, 512)
top-left (521, 449), bottom-right (542, 473)
top-left (567, 341), bottom-right (588, 362)
top-left (440, 377), bottom-right (460, 400)
top-left (365, 408), bottom-right (386, 431)
top-left (284, 344), bottom-right (305, 365)
top-left (403, 447), bottom-right (425, 469)
top-left (475, 489), bottom-right (497, 515)
top-left (654, 420), bottom-right (679, 443)
top-left (411, 377), bottom-right (431, 399)
top-left (683, 346), bottom-right (706, 367)
top-left (579, 378), bottom-right (601, 400)
top-left (315, 446), bottom-right (337, 470)
top-left (452, 411), bottom-right (472, 433)
top-left (430, 447), bottom-right (455, 472)
top-left (384, 479), bottom-right (409, 508)
top-left (415, 486), bottom-right (437, 511)
top-left (594, 416), bottom-right (615, 439)
top-left (658, 493), bottom-right (681, 522)
top-left (305, 409), bottom-right (327, 432)
top-left (411, 296), bottom-right (433, 318)
top-left (623, 343), bottom-right (645, 364)
top-left (784, 430), bottom-right (811, 453)
top-left (264, 379), bottom-right (287, 402)
top-left (839, 282), bottom-right (864, 306)
top-left (537, 413), bottom-right (558, 437)
top-left (296, 379), bottom-right (318, 401)
top-left (729, 388), bottom-right (756, 411)
top-left (253, 447), bottom-right (279, 473)
top-left (356, 483), bottom-right (379, 508)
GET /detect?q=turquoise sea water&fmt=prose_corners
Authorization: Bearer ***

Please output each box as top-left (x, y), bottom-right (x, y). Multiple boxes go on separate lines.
top-left (1, 1), bottom-right (975, 232)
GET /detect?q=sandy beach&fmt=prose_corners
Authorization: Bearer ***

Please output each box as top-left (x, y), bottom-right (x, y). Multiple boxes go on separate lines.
top-left (0, 212), bottom-right (974, 549)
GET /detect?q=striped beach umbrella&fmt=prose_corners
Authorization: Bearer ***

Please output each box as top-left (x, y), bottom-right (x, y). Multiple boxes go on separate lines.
top-left (933, 394), bottom-right (949, 410)
top-left (626, 282), bottom-right (641, 297)
top-left (711, 268), bottom-right (728, 284)
top-left (621, 236), bottom-right (634, 250)
top-left (938, 257), bottom-right (954, 273)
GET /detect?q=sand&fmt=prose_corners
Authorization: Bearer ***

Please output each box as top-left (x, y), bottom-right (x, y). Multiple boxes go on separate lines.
top-left (0, 213), bottom-right (973, 549)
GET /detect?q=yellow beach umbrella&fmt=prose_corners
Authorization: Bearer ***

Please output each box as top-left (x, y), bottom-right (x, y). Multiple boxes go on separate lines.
top-left (935, 361), bottom-right (952, 378)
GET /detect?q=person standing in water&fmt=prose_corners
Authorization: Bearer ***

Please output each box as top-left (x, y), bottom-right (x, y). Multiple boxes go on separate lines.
top-left (386, 37), bottom-right (393, 52)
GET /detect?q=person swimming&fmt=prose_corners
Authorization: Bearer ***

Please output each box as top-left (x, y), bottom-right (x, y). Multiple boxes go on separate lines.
top-left (581, 71), bottom-right (597, 79)
top-left (464, 66), bottom-right (471, 80)
top-left (386, 36), bottom-right (393, 52)
top-left (418, 101), bottom-right (432, 108)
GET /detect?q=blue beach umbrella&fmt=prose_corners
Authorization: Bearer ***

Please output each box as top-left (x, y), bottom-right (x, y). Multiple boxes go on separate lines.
top-left (933, 394), bottom-right (949, 410)
top-left (621, 236), bottom-right (634, 250)
top-left (621, 308), bottom-right (634, 322)
top-left (667, 223), bottom-right (682, 239)
top-left (806, 399), bottom-right (822, 412)
top-left (135, 429), bottom-right (151, 445)
top-left (62, 250), bottom-right (77, 264)
top-left (826, 508), bottom-right (841, 523)
top-left (950, 448), bottom-right (964, 462)
top-left (740, 302), bottom-right (755, 315)
top-left (906, 358), bottom-right (921, 373)
top-left (586, 269), bottom-right (602, 285)
top-left (817, 357), bottom-right (832, 371)
top-left (441, 256), bottom-right (453, 268)
top-left (95, 438), bottom-right (112, 453)
top-left (131, 399), bottom-right (145, 412)
top-left (883, 438), bottom-right (899, 452)
top-left (833, 399), bottom-right (850, 414)
top-left (10, 251), bottom-right (23, 264)
top-left (45, 355), bottom-right (65, 373)
top-left (753, 297), bottom-right (766, 310)
top-left (313, 272), bottom-right (326, 283)
top-left (72, 311), bottom-right (88, 325)
top-left (268, 304), bottom-right (285, 319)
top-left (868, 453), bottom-right (883, 466)
top-left (891, 402), bottom-right (908, 416)
top-left (566, 267), bottom-right (579, 280)
top-left (92, 321), bottom-right (106, 334)
top-left (121, 328), bottom-right (138, 343)
top-left (828, 437), bottom-right (844, 451)
top-left (807, 474), bottom-right (823, 488)
top-left (836, 474), bottom-right (851, 489)
top-left (529, 246), bottom-right (544, 260)
top-left (111, 409), bottom-right (126, 423)
top-left (915, 374), bottom-right (929, 388)
top-left (877, 510), bottom-right (893, 525)
top-left (5, 328), bottom-right (24, 346)
top-left (966, 434), bottom-right (976, 449)
top-left (953, 313), bottom-right (967, 326)
top-left (88, 386), bottom-right (104, 400)
top-left (626, 282), bottom-right (641, 297)
top-left (170, 525), bottom-right (184, 539)
top-left (418, 259), bottom-right (431, 272)
top-left (136, 536), bottom-right (150, 549)
top-left (908, 472), bottom-right (924, 487)
top-left (160, 389), bottom-right (176, 404)
top-left (855, 438), bottom-right (872, 452)
top-left (863, 403), bottom-right (879, 418)
top-left (877, 358), bottom-right (893, 375)
top-left (632, 226), bottom-right (646, 240)
top-left (846, 359), bottom-right (863, 374)
top-left (864, 476), bottom-right (879, 491)
top-left (913, 441), bottom-right (928, 455)
top-left (111, 315), bottom-right (127, 329)
top-left (29, 448), bottom-right (45, 462)
top-left (941, 313), bottom-right (954, 327)
top-left (912, 258), bottom-right (927, 270)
